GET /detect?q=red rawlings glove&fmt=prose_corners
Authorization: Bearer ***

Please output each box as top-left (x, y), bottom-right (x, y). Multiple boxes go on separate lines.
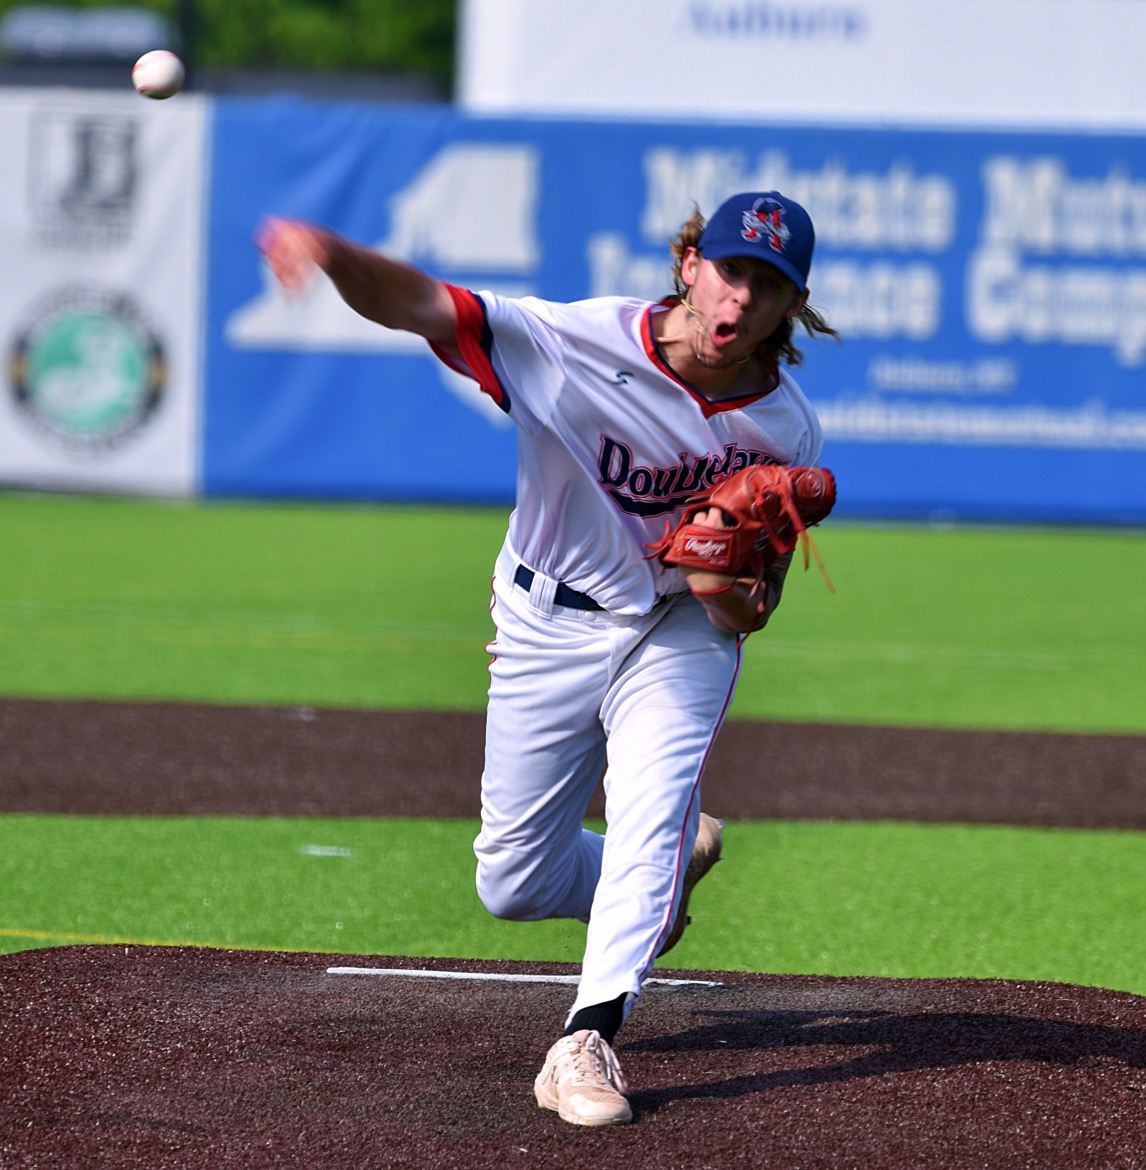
top-left (647, 464), bottom-right (837, 586)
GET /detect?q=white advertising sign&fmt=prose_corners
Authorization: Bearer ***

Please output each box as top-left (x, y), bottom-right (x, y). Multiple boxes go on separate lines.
top-left (0, 88), bottom-right (207, 495)
top-left (459, 0), bottom-right (1146, 129)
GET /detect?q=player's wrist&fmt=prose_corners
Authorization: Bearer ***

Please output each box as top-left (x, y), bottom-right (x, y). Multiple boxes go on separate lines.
top-left (689, 579), bottom-right (737, 596)
top-left (680, 567), bottom-right (736, 595)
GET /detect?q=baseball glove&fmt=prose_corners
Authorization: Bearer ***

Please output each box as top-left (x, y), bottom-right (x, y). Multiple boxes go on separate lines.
top-left (647, 464), bottom-right (837, 587)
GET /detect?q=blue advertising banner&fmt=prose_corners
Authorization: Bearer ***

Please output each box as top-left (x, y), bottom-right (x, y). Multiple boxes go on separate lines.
top-left (203, 101), bottom-right (1146, 523)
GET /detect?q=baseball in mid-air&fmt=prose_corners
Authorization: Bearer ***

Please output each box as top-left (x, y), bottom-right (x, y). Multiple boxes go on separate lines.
top-left (131, 50), bottom-right (185, 100)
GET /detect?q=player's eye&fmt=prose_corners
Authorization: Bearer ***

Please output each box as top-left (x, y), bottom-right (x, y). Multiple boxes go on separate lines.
top-left (752, 271), bottom-right (786, 297)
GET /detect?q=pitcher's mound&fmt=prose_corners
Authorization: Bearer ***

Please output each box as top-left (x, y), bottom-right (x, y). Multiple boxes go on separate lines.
top-left (2, 946), bottom-right (1143, 1169)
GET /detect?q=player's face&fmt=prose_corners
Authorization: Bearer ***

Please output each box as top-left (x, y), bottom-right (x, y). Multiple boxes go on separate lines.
top-left (681, 249), bottom-right (808, 368)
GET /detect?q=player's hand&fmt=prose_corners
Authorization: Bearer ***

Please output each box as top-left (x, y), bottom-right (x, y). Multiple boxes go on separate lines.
top-left (255, 216), bottom-right (333, 295)
top-left (674, 506), bottom-right (774, 632)
top-left (688, 506), bottom-right (726, 527)
top-left (676, 507), bottom-right (737, 595)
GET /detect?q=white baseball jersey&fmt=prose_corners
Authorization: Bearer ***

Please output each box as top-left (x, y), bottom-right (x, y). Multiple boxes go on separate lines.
top-left (435, 288), bottom-right (823, 614)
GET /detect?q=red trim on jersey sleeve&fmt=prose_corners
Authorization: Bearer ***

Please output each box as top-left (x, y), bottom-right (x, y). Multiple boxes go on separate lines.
top-left (640, 302), bottom-right (774, 418)
top-left (429, 285), bottom-right (510, 413)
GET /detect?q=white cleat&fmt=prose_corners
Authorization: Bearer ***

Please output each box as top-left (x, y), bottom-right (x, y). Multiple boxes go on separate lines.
top-left (533, 1028), bottom-right (632, 1126)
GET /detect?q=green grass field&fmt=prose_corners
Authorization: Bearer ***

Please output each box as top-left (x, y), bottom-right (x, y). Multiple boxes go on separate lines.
top-left (4, 492), bottom-right (1145, 731)
top-left (2, 815), bottom-right (1143, 994)
top-left (2, 492), bottom-right (1144, 993)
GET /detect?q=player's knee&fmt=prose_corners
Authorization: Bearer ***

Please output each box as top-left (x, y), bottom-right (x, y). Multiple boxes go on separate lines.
top-left (474, 853), bottom-right (548, 921)
top-left (475, 872), bottom-right (536, 920)
top-left (477, 888), bottom-right (535, 921)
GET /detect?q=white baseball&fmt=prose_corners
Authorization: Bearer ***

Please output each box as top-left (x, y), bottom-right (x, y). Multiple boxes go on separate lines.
top-left (132, 50), bottom-right (185, 100)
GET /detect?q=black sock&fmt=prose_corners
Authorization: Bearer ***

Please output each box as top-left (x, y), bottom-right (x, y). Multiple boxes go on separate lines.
top-left (564, 993), bottom-right (627, 1045)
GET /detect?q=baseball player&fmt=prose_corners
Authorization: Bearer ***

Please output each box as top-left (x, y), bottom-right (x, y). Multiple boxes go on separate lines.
top-left (257, 190), bottom-right (837, 1126)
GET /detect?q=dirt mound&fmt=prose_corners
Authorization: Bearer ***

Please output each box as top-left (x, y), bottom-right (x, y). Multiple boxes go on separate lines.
top-left (2, 947), bottom-right (1144, 1170)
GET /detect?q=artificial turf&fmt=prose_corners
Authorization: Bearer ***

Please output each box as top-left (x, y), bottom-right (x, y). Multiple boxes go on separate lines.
top-left (1, 815), bottom-right (1143, 996)
top-left (3, 492), bottom-right (1145, 732)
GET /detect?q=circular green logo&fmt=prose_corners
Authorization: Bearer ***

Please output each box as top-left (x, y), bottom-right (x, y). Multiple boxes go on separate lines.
top-left (9, 287), bottom-right (165, 452)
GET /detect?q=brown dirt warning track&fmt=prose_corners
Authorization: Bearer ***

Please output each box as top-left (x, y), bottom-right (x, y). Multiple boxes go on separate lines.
top-left (1, 697), bottom-right (1145, 1169)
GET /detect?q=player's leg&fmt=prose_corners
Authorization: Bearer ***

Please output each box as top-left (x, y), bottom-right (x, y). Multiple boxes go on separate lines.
top-left (572, 595), bottom-right (742, 1018)
top-left (535, 597), bottom-right (740, 1126)
top-left (473, 568), bottom-right (611, 922)
top-left (480, 561), bottom-right (637, 1125)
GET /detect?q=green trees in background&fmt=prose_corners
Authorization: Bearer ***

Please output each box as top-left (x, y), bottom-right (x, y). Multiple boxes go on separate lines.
top-left (0, 0), bottom-right (457, 88)
top-left (182, 0), bottom-right (454, 80)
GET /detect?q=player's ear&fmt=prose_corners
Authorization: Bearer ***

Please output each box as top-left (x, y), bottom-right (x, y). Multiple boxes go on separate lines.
top-left (680, 246), bottom-right (702, 288)
top-left (785, 288), bottom-right (810, 318)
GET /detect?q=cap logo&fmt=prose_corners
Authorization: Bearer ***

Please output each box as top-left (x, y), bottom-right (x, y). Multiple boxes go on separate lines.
top-left (741, 198), bottom-right (790, 255)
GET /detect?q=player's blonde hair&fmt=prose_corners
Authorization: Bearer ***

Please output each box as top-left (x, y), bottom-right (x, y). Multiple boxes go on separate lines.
top-left (669, 206), bottom-right (839, 376)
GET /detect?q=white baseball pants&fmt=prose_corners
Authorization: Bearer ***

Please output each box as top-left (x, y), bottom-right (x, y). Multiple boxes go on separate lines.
top-left (474, 540), bottom-right (742, 1022)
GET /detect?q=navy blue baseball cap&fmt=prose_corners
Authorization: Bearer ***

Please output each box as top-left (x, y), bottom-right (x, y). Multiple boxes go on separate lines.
top-left (698, 191), bottom-right (815, 292)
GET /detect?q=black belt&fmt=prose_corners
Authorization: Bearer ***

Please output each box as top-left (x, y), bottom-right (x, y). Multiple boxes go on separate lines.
top-left (513, 564), bottom-right (603, 611)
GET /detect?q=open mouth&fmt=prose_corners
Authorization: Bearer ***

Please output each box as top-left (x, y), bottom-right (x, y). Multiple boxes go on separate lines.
top-left (713, 321), bottom-right (739, 345)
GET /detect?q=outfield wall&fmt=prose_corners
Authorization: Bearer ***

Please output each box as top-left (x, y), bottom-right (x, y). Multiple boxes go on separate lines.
top-left (0, 89), bottom-right (207, 496)
top-left (3, 88), bottom-right (1146, 524)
